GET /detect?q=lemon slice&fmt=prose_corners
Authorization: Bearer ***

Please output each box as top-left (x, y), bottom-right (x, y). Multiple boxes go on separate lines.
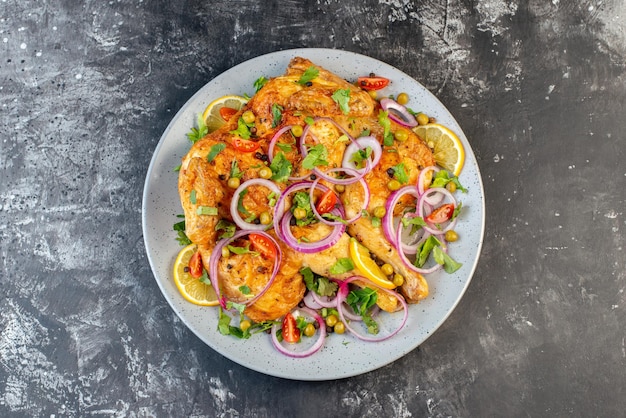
top-left (349, 238), bottom-right (396, 289)
top-left (413, 123), bottom-right (465, 176)
top-left (202, 95), bottom-right (248, 133)
top-left (173, 244), bottom-right (219, 306)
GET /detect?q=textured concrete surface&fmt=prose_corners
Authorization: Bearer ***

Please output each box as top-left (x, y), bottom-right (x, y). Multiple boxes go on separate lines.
top-left (1, 0), bottom-right (625, 416)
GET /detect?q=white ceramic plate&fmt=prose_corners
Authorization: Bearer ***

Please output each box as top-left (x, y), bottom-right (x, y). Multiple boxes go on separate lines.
top-left (142, 48), bottom-right (485, 380)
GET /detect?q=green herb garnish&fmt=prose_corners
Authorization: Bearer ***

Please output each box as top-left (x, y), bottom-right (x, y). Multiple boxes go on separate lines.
top-left (207, 143), bottom-right (226, 162)
top-left (269, 151), bottom-right (292, 183)
top-left (329, 258), bottom-right (354, 275)
top-left (302, 144), bottom-right (329, 170)
top-left (332, 89), bottom-right (351, 114)
top-left (298, 66), bottom-right (319, 85)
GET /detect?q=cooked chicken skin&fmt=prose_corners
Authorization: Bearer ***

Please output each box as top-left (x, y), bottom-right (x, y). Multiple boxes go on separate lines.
top-left (178, 57), bottom-right (436, 321)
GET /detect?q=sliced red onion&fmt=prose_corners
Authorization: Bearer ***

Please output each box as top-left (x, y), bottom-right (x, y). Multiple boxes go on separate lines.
top-left (417, 166), bottom-right (444, 205)
top-left (382, 185), bottom-right (420, 246)
top-left (271, 307), bottom-right (326, 358)
top-left (230, 179), bottom-right (282, 231)
top-left (417, 188), bottom-right (458, 235)
top-left (341, 136), bottom-right (382, 175)
top-left (395, 223), bottom-right (443, 275)
top-left (208, 229), bottom-right (281, 309)
top-left (311, 292), bottom-right (337, 309)
top-left (303, 291), bottom-right (323, 310)
top-left (335, 276), bottom-right (408, 342)
top-left (279, 210), bottom-right (345, 253)
top-left (268, 125), bottom-right (293, 162)
top-left (380, 98), bottom-right (418, 127)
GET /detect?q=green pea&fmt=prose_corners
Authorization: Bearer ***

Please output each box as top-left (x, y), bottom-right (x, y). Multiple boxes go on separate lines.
top-left (242, 110), bottom-right (255, 124)
top-left (387, 179), bottom-right (401, 191)
top-left (227, 177), bottom-right (241, 189)
top-left (258, 166), bottom-right (272, 179)
top-left (417, 113), bottom-right (430, 126)
top-left (445, 230), bottom-right (459, 242)
top-left (372, 206), bottom-right (386, 219)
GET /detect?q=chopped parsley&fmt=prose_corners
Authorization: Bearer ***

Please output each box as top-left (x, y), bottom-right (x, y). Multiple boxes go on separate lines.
top-left (350, 146), bottom-right (372, 169)
top-left (329, 258), bottom-right (354, 275)
top-left (269, 151), bottom-right (292, 183)
top-left (271, 103), bottom-right (283, 128)
top-left (378, 110), bottom-right (394, 146)
top-left (298, 66), bottom-right (319, 85)
top-left (301, 267), bottom-right (338, 297)
top-left (230, 117), bottom-right (253, 139)
top-left (346, 287), bottom-right (379, 334)
top-left (254, 76), bottom-right (268, 92)
top-left (196, 206), bottom-right (218, 216)
top-left (227, 243), bottom-right (259, 257)
top-left (431, 170), bottom-right (468, 192)
top-left (186, 114), bottom-right (208, 143)
top-left (392, 162), bottom-right (409, 184)
top-left (332, 89), bottom-right (351, 114)
top-left (229, 160), bottom-right (244, 179)
top-left (215, 219), bottom-right (236, 239)
top-left (301, 144), bottom-right (329, 170)
top-left (433, 246), bottom-right (463, 273)
top-left (207, 143), bottom-right (226, 162)
top-left (173, 218), bottom-right (191, 246)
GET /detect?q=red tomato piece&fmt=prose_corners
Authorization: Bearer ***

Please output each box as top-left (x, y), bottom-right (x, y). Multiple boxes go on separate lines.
top-left (249, 233), bottom-right (277, 259)
top-left (425, 203), bottom-right (455, 224)
top-left (219, 106), bottom-right (238, 122)
top-left (188, 252), bottom-right (204, 278)
top-left (282, 312), bottom-right (300, 343)
top-left (357, 76), bottom-right (390, 91)
top-left (315, 189), bottom-right (338, 214)
top-left (232, 138), bottom-right (260, 153)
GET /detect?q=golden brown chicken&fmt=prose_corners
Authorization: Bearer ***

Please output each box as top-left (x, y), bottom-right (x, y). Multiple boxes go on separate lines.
top-left (178, 57), bottom-right (435, 322)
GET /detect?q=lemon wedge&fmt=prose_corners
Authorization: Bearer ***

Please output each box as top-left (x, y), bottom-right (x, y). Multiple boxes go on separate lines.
top-left (349, 238), bottom-right (396, 289)
top-left (173, 244), bottom-right (219, 306)
top-left (413, 123), bottom-right (465, 176)
top-left (202, 95), bottom-right (248, 133)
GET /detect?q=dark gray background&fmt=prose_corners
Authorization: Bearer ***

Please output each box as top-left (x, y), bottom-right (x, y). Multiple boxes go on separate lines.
top-left (1, 0), bottom-right (625, 416)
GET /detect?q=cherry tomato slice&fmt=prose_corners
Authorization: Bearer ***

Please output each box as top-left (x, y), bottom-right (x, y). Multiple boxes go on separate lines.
top-left (249, 233), bottom-right (277, 259)
top-left (219, 106), bottom-right (238, 122)
top-left (232, 138), bottom-right (260, 153)
top-left (315, 189), bottom-right (338, 214)
top-left (282, 312), bottom-right (300, 343)
top-left (188, 251), bottom-right (203, 278)
top-left (425, 203), bottom-right (455, 224)
top-left (357, 76), bottom-right (390, 91)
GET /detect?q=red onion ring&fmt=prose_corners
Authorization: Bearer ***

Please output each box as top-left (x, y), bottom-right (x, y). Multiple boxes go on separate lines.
top-left (267, 125), bottom-right (293, 163)
top-left (395, 223), bottom-right (443, 275)
top-left (382, 185), bottom-right (420, 247)
top-left (270, 307), bottom-right (326, 358)
top-left (230, 179), bottom-right (282, 231)
top-left (380, 98), bottom-right (418, 128)
top-left (279, 210), bottom-right (345, 253)
top-left (417, 166), bottom-right (444, 206)
top-left (341, 136), bottom-right (382, 175)
top-left (335, 276), bottom-right (408, 342)
top-left (208, 229), bottom-right (282, 309)
top-left (311, 292), bottom-right (337, 309)
top-left (416, 188), bottom-right (458, 235)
